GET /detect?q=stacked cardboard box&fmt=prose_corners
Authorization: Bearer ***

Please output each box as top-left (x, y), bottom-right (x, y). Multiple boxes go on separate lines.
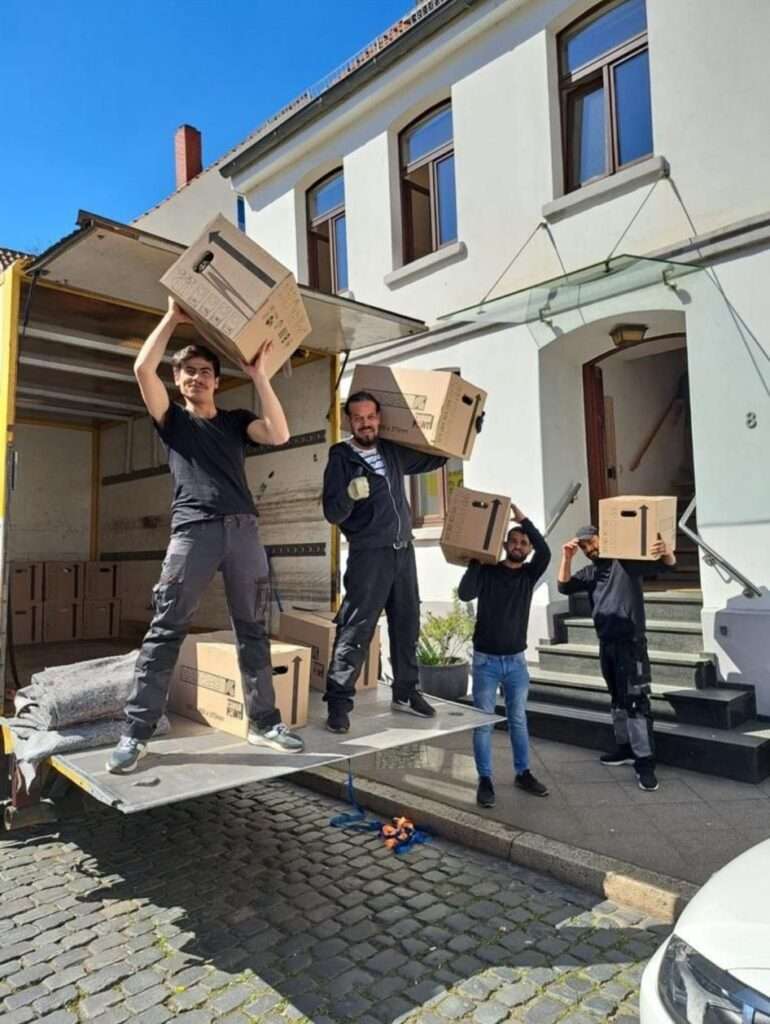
top-left (9, 560), bottom-right (122, 644)
top-left (277, 609), bottom-right (381, 692)
top-left (169, 631), bottom-right (311, 735)
top-left (9, 562), bottom-right (44, 644)
top-left (83, 562), bottom-right (122, 639)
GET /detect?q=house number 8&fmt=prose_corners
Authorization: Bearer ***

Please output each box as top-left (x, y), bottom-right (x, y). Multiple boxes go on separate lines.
top-left (746, 412), bottom-right (758, 429)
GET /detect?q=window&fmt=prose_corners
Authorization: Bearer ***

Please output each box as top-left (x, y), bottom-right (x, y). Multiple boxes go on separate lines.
top-left (410, 457), bottom-right (464, 527)
top-left (559, 0), bottom-right (652, 192)
top-left (236, 195), bottom-right (246, 232)
top-left (307, 169), bottom-right (348, 294)
top-left (400, 102), bottom-right (457, 264)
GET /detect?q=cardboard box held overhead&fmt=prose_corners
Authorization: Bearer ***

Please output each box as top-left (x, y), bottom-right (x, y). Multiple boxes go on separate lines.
top-left (160, 215), bottom-right (312, 377)
top-left (349, 365), bottom-right (486, 460)
top-left (599, 496), bottom-right (677, 560)
top-left (440, 487), bottom-right (512, 566)
top-left (169, 631), bottom-right (310, 736)
top-left (277, 609), bottom-right (380, 692)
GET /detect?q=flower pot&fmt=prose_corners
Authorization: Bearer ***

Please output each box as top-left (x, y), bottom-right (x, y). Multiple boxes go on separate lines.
top-left (418, 661), bottom-right (469, 701)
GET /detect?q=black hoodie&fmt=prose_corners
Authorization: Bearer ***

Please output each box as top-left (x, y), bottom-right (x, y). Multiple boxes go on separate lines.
top-left (322, 438), bottom-right (446, 550)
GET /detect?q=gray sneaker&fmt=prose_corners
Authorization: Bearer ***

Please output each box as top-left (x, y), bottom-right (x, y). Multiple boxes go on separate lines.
top-left (247, 722), bottom-right (305, 753)
top-left (106, 736), bottom-right (147, 774)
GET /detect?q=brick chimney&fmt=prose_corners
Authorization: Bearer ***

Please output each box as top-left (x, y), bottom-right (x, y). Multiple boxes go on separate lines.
top-left (174, 124), bottom-right (202, 189)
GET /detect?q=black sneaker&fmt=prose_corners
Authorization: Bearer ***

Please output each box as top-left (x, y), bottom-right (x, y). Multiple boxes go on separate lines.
top-left (326, 709), bottom-right (350, 733)
top-left (636, 767), bottom-right (659, 792)
top-left (476, 776), bottom-right (495, 808)
top-left (515, 770), bottom-right (549, 797)
top-left (391, 691), bottom-right (436, 718)
top-left (600, 746), bottom-right (635, 766)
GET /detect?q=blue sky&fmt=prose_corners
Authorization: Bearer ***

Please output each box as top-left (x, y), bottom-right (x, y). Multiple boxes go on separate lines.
top-left (1, 0), bottom-right (412, 254)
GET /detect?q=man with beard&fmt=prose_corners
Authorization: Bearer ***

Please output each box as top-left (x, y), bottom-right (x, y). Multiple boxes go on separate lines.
top-left (558, 525), bottom-right (676, 792)
top-left (458, 508), bottom-right (551, 807)
top-left (322, 391), bottom-right (447, 733)
top-left (107, 298), bottom-right (304, 774)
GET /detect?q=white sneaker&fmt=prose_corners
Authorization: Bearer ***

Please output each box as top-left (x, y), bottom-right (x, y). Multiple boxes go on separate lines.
top-left (247, 722), bottom-right (304, 753)
top-left (106, 736), bottom-right (147, 774)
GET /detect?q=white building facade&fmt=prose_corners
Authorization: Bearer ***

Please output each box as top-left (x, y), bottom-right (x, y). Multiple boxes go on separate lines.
top-left (136, 0), bottom-right (770, 710)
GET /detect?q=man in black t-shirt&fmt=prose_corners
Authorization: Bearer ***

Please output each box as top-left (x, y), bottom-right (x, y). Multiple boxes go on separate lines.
top-left (107, 298), bottom-right (304, 773)
top-left (458, 506), bottom-right (551, 808)
top-left (558, 525), bottom-right (676, 792)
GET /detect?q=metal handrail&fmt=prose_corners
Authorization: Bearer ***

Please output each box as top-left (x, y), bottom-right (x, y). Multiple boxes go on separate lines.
top-left (544, 482), bottom-right (582, 538)
top-left (678, 497), bottom-right (761, 598)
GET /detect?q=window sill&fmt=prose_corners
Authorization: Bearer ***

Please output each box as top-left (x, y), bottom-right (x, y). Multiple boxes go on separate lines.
top-left (542, 156), bottom-right (669, 223)
top-left (385, 241), bottom-right (467, 289)
top-left (412, 525), bottom-right (443, 542)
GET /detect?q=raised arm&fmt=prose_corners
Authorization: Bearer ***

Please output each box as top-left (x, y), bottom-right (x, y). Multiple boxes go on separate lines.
top-left (243, 342), bottom-right (291, 447)
top-left (513, 505), bottom-right (551, 581)
top-left (134, 298), bottom-right (190, 423)
top-left (557, 538), bottom-right (591, 594)
top-left (395, 444), bottom-right (448, 476)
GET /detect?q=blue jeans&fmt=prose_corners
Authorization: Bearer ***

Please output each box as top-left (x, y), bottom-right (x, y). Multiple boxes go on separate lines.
top-left (472, 650), bottom-right (530, 779)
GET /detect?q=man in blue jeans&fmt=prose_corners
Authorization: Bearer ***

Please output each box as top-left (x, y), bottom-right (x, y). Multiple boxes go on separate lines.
top-left (458, 505), bottom-right (550, 807)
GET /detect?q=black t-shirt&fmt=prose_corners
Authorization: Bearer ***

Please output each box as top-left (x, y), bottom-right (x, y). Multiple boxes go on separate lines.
top-left (155, 402), bottom-right (258, 529)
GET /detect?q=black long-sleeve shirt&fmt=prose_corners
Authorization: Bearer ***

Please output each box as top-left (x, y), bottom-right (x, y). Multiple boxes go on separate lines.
top-left (458, 519), bottom-right (551, 656)
top-left (557, 558), bottom-right (672, 641)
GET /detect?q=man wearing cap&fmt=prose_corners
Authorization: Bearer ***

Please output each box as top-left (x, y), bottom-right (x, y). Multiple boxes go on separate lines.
top-left (322, 390), bottom-right (447, 734)
top-left (459, 505), bottom-right (551, 808)
top-left (557, 525), bottom-right (676, 792)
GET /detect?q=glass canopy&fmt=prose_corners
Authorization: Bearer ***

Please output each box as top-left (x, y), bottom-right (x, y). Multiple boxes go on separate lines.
top-left (438, 254), bottom-right (701, 327)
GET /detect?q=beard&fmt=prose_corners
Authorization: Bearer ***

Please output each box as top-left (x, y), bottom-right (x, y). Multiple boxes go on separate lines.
top-left (506, 551), bottom-right (527, 563)
top-left (352, 427), bottom-right (378, 448)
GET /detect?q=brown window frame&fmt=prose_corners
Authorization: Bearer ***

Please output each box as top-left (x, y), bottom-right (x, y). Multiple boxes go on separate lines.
top-left (307, 168), bottom-right (347, 294)
top-left (399, 101), bottom-right (456, 265)
top-left (559, 0), bottom-right (651, 193)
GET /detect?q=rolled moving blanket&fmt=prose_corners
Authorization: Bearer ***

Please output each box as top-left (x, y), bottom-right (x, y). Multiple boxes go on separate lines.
top-left (12, 651), bottom-right (141, 730)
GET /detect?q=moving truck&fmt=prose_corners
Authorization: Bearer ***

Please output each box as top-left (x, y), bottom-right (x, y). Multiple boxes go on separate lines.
top-left (0, 211), bottom-right (433, 828)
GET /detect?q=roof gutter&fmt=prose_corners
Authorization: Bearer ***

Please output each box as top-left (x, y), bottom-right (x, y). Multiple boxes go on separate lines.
top-left (219, 0), bottom-right (483, 180)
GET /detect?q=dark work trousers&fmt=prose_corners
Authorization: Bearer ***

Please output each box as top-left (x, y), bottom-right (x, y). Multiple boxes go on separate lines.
top-left (325, 544), bottom-right (420, 713)
top-left (599, 637), bottom-right (655, 769)
top-left (124, 514), bottom-right (279, 740)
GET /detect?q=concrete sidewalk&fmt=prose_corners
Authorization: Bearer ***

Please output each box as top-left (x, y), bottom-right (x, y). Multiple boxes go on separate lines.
top-left (343, 729), bottom-right (770, 886)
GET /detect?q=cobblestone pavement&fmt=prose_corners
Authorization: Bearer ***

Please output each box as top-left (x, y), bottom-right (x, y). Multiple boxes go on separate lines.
top-left (0, 781), bottom-right (671, 1024)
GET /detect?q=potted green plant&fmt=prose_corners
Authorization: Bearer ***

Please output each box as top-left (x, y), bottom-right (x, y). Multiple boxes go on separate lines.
top-left (417, 593), bottom-right (475, 701)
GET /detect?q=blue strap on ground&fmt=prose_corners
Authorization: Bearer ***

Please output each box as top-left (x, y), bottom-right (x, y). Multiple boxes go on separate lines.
top-left (329, 760), bottom-right (381, 833)
top-left (328, 760), bottom-right (432, 854)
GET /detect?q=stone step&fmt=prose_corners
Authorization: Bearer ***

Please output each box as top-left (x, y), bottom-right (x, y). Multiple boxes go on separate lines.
top-left (563, 617), bottom-right (703, 654)
top-left (537, 642), bottom-right (716, 687)
top-left (524, 701), bottom-right (770, 784)
top-left (527, 669), bottom-right (755, 730)
top-left (569, 589), bottom-right (703, 623)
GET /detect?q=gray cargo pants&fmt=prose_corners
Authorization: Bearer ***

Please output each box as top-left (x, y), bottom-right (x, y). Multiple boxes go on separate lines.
top-left (124, 514), bottom-right (279, 740)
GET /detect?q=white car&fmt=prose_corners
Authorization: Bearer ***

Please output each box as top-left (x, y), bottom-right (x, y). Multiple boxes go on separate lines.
top-left (640, 836), bottom-right (770, 1023)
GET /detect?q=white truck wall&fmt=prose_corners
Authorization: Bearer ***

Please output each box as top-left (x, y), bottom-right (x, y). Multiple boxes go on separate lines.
top-left (9, 423), bottom-right (92, 561)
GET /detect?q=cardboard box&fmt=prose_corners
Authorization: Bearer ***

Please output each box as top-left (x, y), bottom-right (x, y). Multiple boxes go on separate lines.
top-left (277, 609), bottom-right (381, 692)
top-left (85, 561), bottom-right (120, 600)
top-left (83, 598), bottom-right (121, 640)
top-left (599, 496), bottom-right (677, 560)
top-left (349, 365), bottom-right (487, 460)
top-left (43, 602), bottom-right (83, 643)
top-left (169, 632), bottom-right (310, 735)
top-left (44, 562), bottom-right (84, 603)
top-left (11, 603), bottom-right (42, 645)
top-left (160, 214), bottom-right (312, 376)
top-left (440, 487), bottom-right (512, 566)
top-left (10, 561), bottom-right (43, 609)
